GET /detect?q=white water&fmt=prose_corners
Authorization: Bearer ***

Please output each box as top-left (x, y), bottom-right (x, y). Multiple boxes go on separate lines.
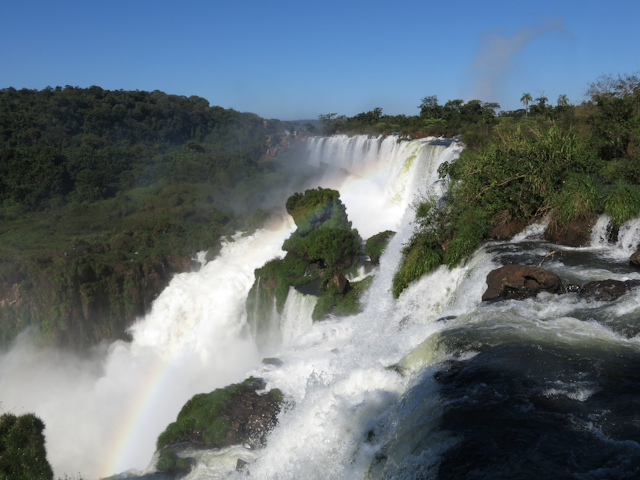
top-left (6, 133), bottom-right (636, 479)
top-left (0, 135), bottom-right (459, 479)
top-left (0, 227), bottom-right (294, 478)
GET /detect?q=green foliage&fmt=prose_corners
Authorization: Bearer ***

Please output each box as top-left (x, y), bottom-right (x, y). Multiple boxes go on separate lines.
top-left (286, 228), bottom-right (360, 268)
top-left (156, 448), bottom-right (191, 474)
top-left (312, 275), bottom-right (373, 321)
top-left (0, 413), bottom-right (53, 480)
top-left (0, 86), bottom-right (281, 209)
top-left (364, 230), bottom-right (395, 262)
top-left (448, 124), bottom-right (600, 221)
top-left (603, 182), bottom-right (640, 227)
top-left (156, 383), bottom-right (239, 450)
top-left (549, 174), bottom-right (604, 226)
top-left (392, 243), bottom-right (442, 298)
top-left (284, 187), bottom-right (351, 236)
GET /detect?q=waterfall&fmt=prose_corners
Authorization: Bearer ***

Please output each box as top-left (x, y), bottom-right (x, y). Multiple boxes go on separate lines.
top-left (8, 133), bottom-right (639, 480)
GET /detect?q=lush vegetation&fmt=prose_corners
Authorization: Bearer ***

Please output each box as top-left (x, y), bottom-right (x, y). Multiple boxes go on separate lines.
top-left (364, 230), bottom-right (394, 263)
top-left (0, 86), bottom-right (309, 347)
top-left (391, 73), bottom-right (640, 297)
top-left (312, 275), bottom-right (373, 321)
top-left (155, 377), bottom-right (283, 464)
top-left (246, 188), bottom-right (365, 346)
top-left (0, 413), bottom-right (53, 480)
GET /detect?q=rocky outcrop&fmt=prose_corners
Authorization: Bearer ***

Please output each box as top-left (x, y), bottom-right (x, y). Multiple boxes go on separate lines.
top-left (488, 218), bottom-right (526, 241)
top-left (580, 280), bottom-right (628, 302)
top-left (544, 216), bottom-right (597, 247)
top-left (156, 377), bottom-right (284, 474)
top-left (327, 273), bottom-right (350, 295)
top-left (482, 265), bottom-right (563, 302)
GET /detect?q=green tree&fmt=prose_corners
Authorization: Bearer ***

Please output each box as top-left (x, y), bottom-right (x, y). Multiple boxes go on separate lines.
top-left (557, 94), bottom-right (569, 106)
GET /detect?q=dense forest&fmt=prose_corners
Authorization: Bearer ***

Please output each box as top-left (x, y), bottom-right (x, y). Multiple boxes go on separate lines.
top-left (0, 86), bottom-right (306, 347)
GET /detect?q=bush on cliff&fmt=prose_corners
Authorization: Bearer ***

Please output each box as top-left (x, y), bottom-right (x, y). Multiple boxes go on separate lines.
top-left (365, 230), bottom-right (395, 263)
top-left (0, 413), bottom-right (53, 480)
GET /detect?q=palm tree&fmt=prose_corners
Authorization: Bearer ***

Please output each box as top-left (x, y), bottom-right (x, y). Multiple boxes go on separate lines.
top-left (557, 94), bottom-right (569, 106)
top-left (521, 93), bottom-right (532, 116)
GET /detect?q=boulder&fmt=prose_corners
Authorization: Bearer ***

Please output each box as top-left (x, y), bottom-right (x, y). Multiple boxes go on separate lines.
top-left (630, 247), bottom-right (640, 268)
top-left (544, 216), bottom-right (597, 247)
top-left (482, 264), bottom-right (563, 302)
top-left (580, 280), bottom-right (627, 302)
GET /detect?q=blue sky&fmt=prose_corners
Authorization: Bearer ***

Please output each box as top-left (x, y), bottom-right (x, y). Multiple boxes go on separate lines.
top-left (1, 0), bottom-right (638, 120)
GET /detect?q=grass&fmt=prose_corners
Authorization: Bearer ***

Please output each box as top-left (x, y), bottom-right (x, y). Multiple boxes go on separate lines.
top-left (603, 181), bottom-right (640, 227)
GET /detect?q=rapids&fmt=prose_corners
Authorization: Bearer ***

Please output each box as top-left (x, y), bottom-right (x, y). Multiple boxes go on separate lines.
top-left (2, 134), bottom-right (640, 479)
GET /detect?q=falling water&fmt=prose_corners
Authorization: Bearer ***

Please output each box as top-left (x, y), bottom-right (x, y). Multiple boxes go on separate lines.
top-left (4, 133), bottom-right (638, 479)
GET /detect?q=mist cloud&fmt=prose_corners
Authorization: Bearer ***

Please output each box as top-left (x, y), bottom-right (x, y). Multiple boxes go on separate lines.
top-left (466, 18), bottom-right (566, 102)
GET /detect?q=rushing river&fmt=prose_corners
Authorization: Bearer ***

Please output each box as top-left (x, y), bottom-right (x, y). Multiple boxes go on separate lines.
top-left (2, 135), bottom-right (640, 479)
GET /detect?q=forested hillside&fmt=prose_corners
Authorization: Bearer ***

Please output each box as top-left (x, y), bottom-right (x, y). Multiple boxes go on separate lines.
top-left (0, 86), bottom-right (304, 347)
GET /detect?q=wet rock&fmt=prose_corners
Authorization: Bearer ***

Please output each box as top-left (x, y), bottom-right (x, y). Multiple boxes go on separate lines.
top-left (436, 316), bottom-right (457, 323)
top-left (488, 218), bottom-right (526, 241)
top-left (580, 280), bottom-right (627, 302)
top-left (630, 247), bottom-right (640, 268)
top-left (544, 216), bottom-right (597, 247)
top-left (328, 273), bottom-right (350, 295)
top-left (563, 284), bottom-right (581, 293)
top-left (262, 357), bottom-right (284, 367)
top-left (624, 279), bottom-right (640, 290)
top-left (157, 377), bottom-right (284, 452)
top-left (236, 459), bottom-right (248, 471)
top-left (482, 265), bottom-right (563, 302)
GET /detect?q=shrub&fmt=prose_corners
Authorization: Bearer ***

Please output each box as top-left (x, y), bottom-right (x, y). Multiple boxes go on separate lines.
top-left (603, 182), bottom-right (640, 227)
top-left (549, 174), bottom-right (603, 226)
top-left (0, 413), bottom-right (54, 480)
top-left (365, 230), bottom-right (395, 262)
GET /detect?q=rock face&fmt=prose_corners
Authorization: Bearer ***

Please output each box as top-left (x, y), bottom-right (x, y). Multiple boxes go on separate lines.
top-left (630, 247), bottom-right (640, 268)
top-left (488, 218), bottom-right (526, 241)
top-left (482, 265), bottom-right (563, 302)
top-left (157, 377), bottom-right (283, 452)
top-left (328, 273), bottom-right (350, 295)
top-left (544, 216), bottom-right (597, 247)
top-left (580, 280), bottom-right (627, 302)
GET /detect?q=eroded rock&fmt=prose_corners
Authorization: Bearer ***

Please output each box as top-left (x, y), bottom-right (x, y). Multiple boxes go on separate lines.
top-left (544, 216), bottom-right (597, 247)
top-left (482, 264), bottom-right (563, 302)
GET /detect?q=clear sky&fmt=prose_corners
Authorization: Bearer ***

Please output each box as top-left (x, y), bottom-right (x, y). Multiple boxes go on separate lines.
top-left (1, 0), bottom-right (638, 120)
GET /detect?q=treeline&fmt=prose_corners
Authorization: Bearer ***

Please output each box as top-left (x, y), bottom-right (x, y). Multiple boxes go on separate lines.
top-left (0, 85), bottom-right (298, 209)
top-left (392, 72), bottom-right (640, 296)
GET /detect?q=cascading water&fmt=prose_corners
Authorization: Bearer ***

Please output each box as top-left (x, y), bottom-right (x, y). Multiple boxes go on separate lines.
top-left (3, 133), bottom-right (639, 480)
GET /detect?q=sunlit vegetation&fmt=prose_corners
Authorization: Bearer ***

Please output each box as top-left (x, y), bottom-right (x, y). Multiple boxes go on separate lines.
top-left (392, 73), bottom-right (640, 296)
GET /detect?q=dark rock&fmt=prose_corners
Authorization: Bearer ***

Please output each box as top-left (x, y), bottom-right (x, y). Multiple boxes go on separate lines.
top-left (580, 280), bottom-right (627, 302)
top-left (436, 315), bottom-right (457, 323)
top-left (482, 265), bottom-right (563, 302)
top-left (328, 273), bottom-right (350, 295)
top-left (262, 358), bottom-right (284, 367)
top-left (544, 216), bottom-right (597, 247)
top-left (236, 459), bottom-right (248, 471)
top-left (630, 247), bottom-right (640, 268)
top-left (624, 279), bottom-right (640, 290)
top-left (488, 218), bottom-right (526, 241)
